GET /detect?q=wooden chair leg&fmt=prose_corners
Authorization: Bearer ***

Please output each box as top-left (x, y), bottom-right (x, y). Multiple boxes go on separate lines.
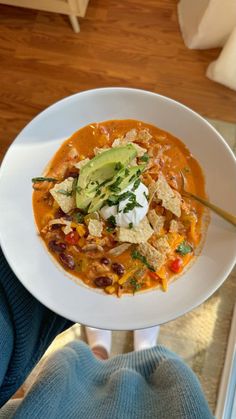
top-left (69, 14), bottom-right (80, 33)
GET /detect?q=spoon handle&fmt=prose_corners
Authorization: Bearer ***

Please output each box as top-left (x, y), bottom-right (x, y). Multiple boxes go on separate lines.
top-left (183, 191), bottom-right (236, 227)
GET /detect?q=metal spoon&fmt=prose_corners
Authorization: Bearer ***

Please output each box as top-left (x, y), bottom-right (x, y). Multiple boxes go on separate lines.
top-left (180, 171), bottom-right (236, 227)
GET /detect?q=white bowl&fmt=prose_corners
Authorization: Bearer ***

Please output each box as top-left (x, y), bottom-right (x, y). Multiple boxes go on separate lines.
top-left (0, 88), bottom-right (235, 330)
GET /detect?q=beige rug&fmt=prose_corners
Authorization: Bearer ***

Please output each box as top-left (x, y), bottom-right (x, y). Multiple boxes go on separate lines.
top-left (19, 118), bottom-right (236, 413)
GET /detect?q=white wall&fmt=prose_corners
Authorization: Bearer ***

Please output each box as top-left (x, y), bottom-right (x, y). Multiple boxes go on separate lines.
top-left (178, 0), bottom-right (236, 49)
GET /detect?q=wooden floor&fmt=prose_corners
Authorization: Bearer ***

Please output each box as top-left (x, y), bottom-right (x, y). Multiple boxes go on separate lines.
top-left (1, 0), bottom-right (236, 161)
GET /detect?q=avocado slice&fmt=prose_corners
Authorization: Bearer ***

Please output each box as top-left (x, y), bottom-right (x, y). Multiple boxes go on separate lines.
top-left (76, 145), bottom-right (137, 209)
top-left (77, 144), bottom-right (137, 189)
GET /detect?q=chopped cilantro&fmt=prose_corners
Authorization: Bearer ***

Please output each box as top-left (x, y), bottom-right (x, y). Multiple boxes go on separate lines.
top-left (72, 177), bottom-right (78, 193)
top-left (129, 278), bottom-right (142, 294)
top-left (132, 179), bottom-right (141, 191)
top-left (106, 191), bottom-right (131, 207)
top-left (56, 189), bottom-right (72, 196)
top-left (32, 177), bottom-right (57, 183)
top-left (115, 162), bottom-right (123, 171)
top-left (107, 215), bottom-right (116, 227)
top-left (99, 177), bottom-right (113, 187)
top-left (128, 222), bottom-right (133, 229)
top-left (123, 193), bottom-right (143, 213)
top-left (106, 195), bottom-right (120, 206)
top-left (95, 189), bottom-right (102, 196)
top-left (176, 241), bottom-right (193, 255)
top-left (109, 176), bottom-right (123, 192)
top-left (106, 227), bottom-right (115, 232)
top-left (183, 167), bottom-right (190, 173)
top-left (131, 249), bottom-right (155, 271)
top-left (143, 191), bottom-right (149, 201)
top-left (110, 186), bottom-right (121, 193)
top-left (140, 153), bottom-right (149, 162)
top-left (106, 215), bottom-right (117, 232)
top-left (125, 168), bottom-right (130, 176)
top-left (73, 212), bottom-right (84, 223)
top-left (105, 187), bottom-right (143, 214)
top-left (129, 174), bottom-right (136, 182)
top-left (105, 191), bottom-right (143, 213)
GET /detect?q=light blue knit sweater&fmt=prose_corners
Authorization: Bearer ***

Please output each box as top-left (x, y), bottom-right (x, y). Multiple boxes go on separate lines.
top-left (0, 248), bottom-right (213, 418)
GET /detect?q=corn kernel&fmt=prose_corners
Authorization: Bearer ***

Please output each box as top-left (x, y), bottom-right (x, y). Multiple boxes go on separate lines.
top-left (145, 278), bottom-right (151, 287)
top-left (78, 238), bottom-right (86, 247)
top-left (157, 266), bottom-right (167, 280)
top-left (168, 233), bottom-right (184, 249)
top-left (182, 253), bottom-right (192, 267)
top-left (118, 276), bottom-right (128, 285)
top-left (105, 286), bottom-right (116, 294)
top-left (189, 220), bottom-right (199, 244)
top-left (110, 273), bottom-right (119, 283)
top-left (162, 277), bottom-right (168, 292)
top-left (118, 269), bottom-right (137, 285)
top-left (71, 223), bottom-right (86, 237)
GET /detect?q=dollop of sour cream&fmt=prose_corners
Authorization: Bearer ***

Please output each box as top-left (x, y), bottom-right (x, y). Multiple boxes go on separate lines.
top-left (100, 182), bottom-right (149, 228)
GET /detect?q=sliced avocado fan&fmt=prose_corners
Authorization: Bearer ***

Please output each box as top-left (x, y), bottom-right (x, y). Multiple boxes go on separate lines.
top-left (76, 144), bottom-right (139, 211)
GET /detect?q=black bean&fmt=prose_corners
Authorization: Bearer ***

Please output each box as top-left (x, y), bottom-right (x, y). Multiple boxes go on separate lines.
top-left (48, 240), bottom-right (66, 253)
top-left (63, 214), bottom-right (73, 221)
top-left (54, 207), bottom-right (72, 221)
top-left (94, 276), bottom-right (113, 288)
top-left (100, 257), bottom-right (110, 265)
top-left (66, 170), bottom-right (78, 178)
top-left (111, 263), bottom-right (125, 277)
top-left (51, 224), bottom-right (61, 230)
top-left (59, 253), bottom-right (75, 270)
top-left (55, 208), bottom-right (66, 218)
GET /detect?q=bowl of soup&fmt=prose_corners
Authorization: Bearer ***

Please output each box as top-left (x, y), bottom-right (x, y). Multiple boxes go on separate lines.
top-left (32, 119), bottom-right (207, 297)
top-left (0, 88), bottom-right (235, 329)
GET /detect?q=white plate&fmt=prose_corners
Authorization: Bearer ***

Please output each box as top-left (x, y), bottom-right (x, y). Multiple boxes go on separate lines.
top-left (0, 88), bottom-right (236, 330)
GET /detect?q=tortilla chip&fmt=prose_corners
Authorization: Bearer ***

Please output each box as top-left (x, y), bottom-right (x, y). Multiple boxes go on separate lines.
top-left (62, 224), bottom-right (73, 235)
top-left (112, 129), bottom-right (137, 148)
top-left (88, 219), bottom-right (103, 237)
top-left (155, 174), bottom-right (181, 217)
top-left (124, 129), bottom-right (137, 142)
top-left (112, 130), bottom-right (146, 157)
top-left (108, 243), bottom-right (131, 256)
top-left (50, 177), bottom-right (76, 214)
top-left (169, 219), bottom-right (179, 233)
top-left (148, 181), bottom-right (161, 204)
top-left (153, 236), bottom-right (171, 255)
top-left (129, 158), bottom-right (138, 166)
top-left (138, 129), bottom-right (152, 142)
top-left (132, 143), bottom-right (147, 157)
top-left (148, 210), bottom-right (165, 234)
top-left (137, 242), bottom-right (165, 271)
top-left (117, 217), bottom-right (153, 244)
top-left (74, 158), bottom-right (90, 170)
top-left (112, 137), bottom-right (124, 147)
top-left (93, 147), bottom-right (110, 155)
